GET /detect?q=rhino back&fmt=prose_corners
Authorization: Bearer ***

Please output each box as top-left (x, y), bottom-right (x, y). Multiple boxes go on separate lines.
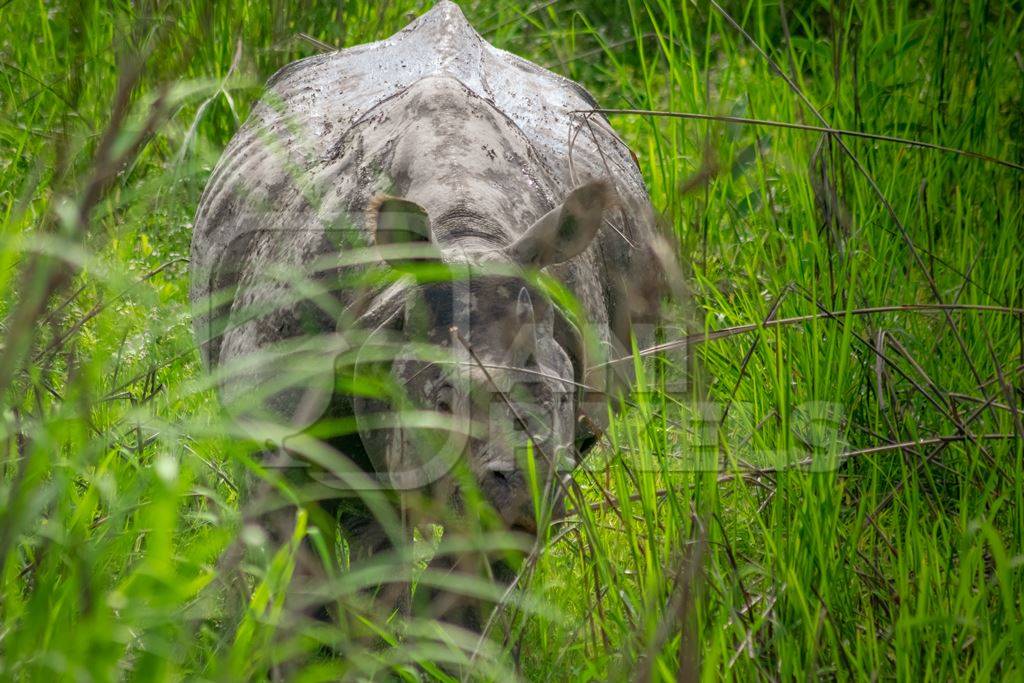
top-left (191, 1), bottom-right (661, 380)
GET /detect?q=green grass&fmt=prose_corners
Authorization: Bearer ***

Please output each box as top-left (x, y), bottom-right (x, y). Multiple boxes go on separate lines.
top-left (2, 0), bottom-right (1022, 680)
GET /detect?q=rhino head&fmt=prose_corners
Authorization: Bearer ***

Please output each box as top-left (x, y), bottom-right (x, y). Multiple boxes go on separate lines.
top-left (353, 180), bottom-right (616, 535)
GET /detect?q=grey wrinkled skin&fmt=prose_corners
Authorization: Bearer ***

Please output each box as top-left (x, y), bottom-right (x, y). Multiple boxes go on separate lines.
top-left (191, 0), bottom-right (669, 627)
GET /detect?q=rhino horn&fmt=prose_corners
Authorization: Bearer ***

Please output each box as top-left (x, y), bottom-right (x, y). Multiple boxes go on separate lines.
top-left (506, 179), bottom-right (616, 268)
top-left (511, 286), bottom-right (539, 356)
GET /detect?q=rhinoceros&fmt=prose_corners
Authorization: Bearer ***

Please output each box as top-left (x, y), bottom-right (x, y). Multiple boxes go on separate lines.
top-left (191, 0), bottom-right (669, 619)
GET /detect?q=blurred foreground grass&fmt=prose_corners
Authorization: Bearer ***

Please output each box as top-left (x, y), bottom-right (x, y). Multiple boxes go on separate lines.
top-left (1, 0), bottom-right (1022, 680)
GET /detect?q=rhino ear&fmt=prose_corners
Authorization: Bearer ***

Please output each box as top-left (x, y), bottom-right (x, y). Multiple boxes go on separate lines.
top-left (507, 179), bottom-right (615, 268)
top-left (370, 195), bottom-right (439, 269)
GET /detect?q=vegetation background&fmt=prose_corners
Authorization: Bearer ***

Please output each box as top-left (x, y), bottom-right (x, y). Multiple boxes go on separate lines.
top-left (1, 0), bottom-right (1022, 680)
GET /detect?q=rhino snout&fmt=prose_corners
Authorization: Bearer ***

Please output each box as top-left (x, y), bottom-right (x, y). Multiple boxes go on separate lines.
top-left (479, 465), bottom-right (538, 534)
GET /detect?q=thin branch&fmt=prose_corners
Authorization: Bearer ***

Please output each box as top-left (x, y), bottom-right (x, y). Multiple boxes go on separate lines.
top-left (594, 303), bottom-right (1024, 370)
top-left (573, 108), bottom-right (1024, 173)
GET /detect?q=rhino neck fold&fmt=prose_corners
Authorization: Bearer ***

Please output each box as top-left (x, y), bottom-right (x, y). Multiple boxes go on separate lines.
top-left (433, 207), bottom-right (509, 250)
top-left (381, 76), bottom-right (556, 254)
